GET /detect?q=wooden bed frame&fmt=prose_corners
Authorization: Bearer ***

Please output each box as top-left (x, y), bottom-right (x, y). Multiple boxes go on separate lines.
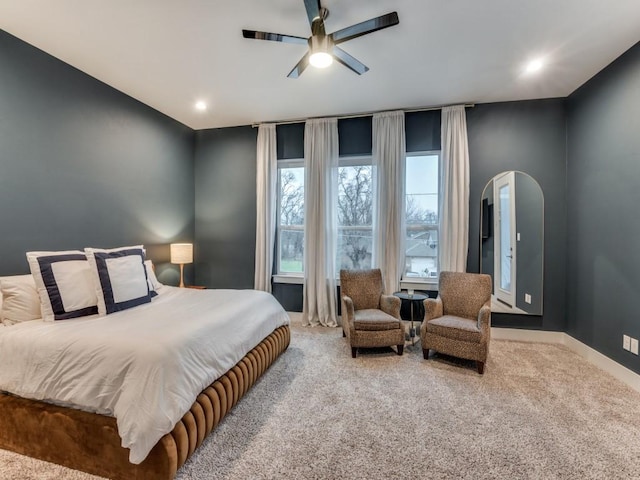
top-left (0, 324), bottom-right (290, 480)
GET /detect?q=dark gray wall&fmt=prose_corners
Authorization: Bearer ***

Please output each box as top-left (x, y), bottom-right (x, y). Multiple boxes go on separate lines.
top-left (0, 29), bottom-right (195, 285)
top-left (566, 41), bottom-right (640, 372)
top-left (466, 99), bottom-right (567, 331)
top-left (194, 126), bottom-right (257, 289)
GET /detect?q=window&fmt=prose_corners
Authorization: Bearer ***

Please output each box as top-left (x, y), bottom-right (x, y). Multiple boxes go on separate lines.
top-left (404, 153), bottom-right (440, 280)
top-left (276, 153), bottom-right (441, 280)
top-left (277, 157), bottom-right (375, 275)
top-left (277, 160), bottom-right (304, 274)
top-left (337, 157), bottom-right (373, 270)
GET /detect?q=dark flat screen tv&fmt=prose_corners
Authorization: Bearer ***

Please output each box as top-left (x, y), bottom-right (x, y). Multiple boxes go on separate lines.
top-left (481, 198), bottom-right (492, 239)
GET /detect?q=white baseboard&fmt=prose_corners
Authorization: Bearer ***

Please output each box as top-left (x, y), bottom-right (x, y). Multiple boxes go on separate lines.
top-left (491, 327), bottom-right (565, 343)
top-left (562, 334), bottom-right (640, 394)
top-left (492, 327), bottom-right (640, 394)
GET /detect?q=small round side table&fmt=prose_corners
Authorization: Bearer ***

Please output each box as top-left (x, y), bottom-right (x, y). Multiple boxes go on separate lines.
top-left (393, 291), bottom-right (429, 345)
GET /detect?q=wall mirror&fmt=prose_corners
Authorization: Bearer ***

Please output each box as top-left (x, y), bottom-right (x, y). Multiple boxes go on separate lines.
top-left (480, 171), bottom-right (543, 315)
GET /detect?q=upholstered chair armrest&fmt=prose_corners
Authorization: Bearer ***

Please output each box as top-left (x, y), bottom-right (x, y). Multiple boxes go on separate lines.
top-left (342, 295), bottom-right (356, 325)
top-left (477, 302), bottom-right (492, 333)
top-left (421, 297), bottom-right (443, 338)
top-left (380, 294), bottom-right (401, 319)
top-left (423, 297), bottom-right (443, 322)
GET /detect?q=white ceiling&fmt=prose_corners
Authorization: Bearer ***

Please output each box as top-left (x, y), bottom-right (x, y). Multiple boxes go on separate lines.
top-left (1, 0), bottom-right (639, 130)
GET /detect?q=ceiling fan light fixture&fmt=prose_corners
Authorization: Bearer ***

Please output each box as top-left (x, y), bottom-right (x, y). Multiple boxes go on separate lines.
top-left (308, 34), bottom-right (334, 69)
top-left (309, 51), bottom-right (333, 68)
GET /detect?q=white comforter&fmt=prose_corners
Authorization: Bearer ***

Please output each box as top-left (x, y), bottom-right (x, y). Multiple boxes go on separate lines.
top-left (0, 286), bottom-right (289, 464)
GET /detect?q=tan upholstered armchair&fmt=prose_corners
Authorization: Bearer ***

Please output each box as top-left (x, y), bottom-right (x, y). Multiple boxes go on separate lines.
top-left (340, 269), bottom-right (404, 358)
top-left (421, 271), bottom-right (492, 374)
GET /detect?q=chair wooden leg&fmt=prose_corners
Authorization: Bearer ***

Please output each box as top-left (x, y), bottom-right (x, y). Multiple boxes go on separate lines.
top-left (397, 344), bottom-right (404, 356)
top-left (342, 330), bottom-right (346, 337)
top-left (422, 348), bottom-right (429, 360)
top-left (351, 347), bottom-right (357, 358)
top-left (477, 361), bottom-right (485, 374)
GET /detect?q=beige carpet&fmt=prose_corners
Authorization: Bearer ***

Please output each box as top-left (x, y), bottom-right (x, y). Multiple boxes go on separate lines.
top-left (3, 316), bottom-right (640, 479)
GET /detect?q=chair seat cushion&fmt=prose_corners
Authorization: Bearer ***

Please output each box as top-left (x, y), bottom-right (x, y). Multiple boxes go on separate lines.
top-left (354, 309), bottom-right (402, 331)
top-left (426, 315), bottom-right (481, 343)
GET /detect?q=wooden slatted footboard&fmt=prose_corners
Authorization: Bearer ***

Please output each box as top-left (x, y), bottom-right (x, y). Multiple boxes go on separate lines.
top-left (0, 324), bottom-right (290, 480)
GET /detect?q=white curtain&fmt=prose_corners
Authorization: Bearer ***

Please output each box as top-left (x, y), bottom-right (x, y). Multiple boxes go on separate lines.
top-left (302, 118), bottom-right (339, 327)
top-left (254, 124), bottom-right (277, 292)
top-left (439, 105), bottom-right (470, 272)
top-left (373, 111), bottom-right (406, 294)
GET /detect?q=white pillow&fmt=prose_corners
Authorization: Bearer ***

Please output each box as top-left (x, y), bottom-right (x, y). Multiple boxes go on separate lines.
top-left (85, 245), bottom-right (151, 315)
top-left (26, 250), bottom-right (99, 322)
top-left (144, 260), bottom-right (162, 297)
top-left (0, 275), bottom-right (42, 325)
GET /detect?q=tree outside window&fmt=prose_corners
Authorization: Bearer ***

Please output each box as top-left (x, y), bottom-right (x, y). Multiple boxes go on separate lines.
top-left (337, 163), bottom-right (373, 270)
top-left (278, 165), bottom-right (304, 273)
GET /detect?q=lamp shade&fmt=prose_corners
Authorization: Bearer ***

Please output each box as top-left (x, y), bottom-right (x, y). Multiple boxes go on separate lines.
top-left (170, 243), bottom-right (193, 264)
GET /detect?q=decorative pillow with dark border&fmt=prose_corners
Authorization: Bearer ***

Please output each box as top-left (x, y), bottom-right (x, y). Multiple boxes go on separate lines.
top-left (85, 246), bottom-right (152, 315)
top-left (26, 250), bottom-right (99, 322)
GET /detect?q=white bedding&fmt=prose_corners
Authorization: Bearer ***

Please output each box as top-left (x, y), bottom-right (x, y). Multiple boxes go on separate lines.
top-left (0, 286), bottom-right (289, 464)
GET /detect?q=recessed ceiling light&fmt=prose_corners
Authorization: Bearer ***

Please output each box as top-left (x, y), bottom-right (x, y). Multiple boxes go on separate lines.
top-left (195, 101), bottom-right (207, 111)
top-left (525, 58), bottom-right (544, 74)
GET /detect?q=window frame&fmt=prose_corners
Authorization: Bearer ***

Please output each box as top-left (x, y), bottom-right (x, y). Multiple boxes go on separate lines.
top-left (336, 154), bottom-right (374, 272)
top-left (273, 151), bottom-right (443, 288)
top-left (401, 150), bottom-right (441, 286)
top-left (276, 158), bottom-right (305, 278)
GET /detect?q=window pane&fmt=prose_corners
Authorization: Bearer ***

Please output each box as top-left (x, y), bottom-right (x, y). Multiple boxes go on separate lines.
top-left (406, 155), bottom-right (438, 224)
top-left (499, 183), bottom-right (512, 291)
top-left (279, 167), bottom-right (304, 226)
top-left (405, 154), bottom-right (439, 279)
top-left (279, 228), bottom-right (304, 273)
top-left (337, 227), bottom-right (373, 270)
top-left (279, 166), bottom-right (304, 274)
top-left (405, 226), bottom-right (438, 278)
top-left (337, 164), bottom-right (373, 270)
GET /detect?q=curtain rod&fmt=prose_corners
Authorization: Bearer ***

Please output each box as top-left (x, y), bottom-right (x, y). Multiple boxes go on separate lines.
top-left (251, 103), bottom-right (475, 128)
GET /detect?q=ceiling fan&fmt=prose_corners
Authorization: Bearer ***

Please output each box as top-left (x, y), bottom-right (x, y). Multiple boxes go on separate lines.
top-left (242, 0), bottom-right (399, 78)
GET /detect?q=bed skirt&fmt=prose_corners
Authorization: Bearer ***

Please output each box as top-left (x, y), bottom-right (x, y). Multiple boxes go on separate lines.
top-left (0, 324), bottom-right (290, 479)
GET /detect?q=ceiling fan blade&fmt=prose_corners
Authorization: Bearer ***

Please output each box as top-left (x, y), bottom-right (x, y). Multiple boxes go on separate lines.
top-left (242, 29), bottom-right (308, 45)
top-left (303, 0), bottom-right (322, 26)
top-left (331, 11), bottom-right (399, 45)
top-left (287, 52), bottom-right (311, 78)
top-left (333, 47), bottom-right (369, 75)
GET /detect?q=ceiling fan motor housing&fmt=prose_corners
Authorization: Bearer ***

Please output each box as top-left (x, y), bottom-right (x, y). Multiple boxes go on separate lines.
top-left (309, 33), bottom-right (334, 54)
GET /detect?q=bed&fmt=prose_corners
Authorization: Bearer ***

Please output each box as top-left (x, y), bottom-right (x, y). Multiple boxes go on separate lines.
top-left (0, 282), bottom-right (290, 479)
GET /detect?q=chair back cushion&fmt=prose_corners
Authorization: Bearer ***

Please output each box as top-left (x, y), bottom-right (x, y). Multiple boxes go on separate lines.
top-left (340, 269), bottom-right (384, 310)
top-left (439, 271), bottom-right (491, 320)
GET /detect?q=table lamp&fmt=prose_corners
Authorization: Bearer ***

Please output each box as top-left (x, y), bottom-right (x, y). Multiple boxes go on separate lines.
top-left (170, 243), bottom-right (193, 288)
